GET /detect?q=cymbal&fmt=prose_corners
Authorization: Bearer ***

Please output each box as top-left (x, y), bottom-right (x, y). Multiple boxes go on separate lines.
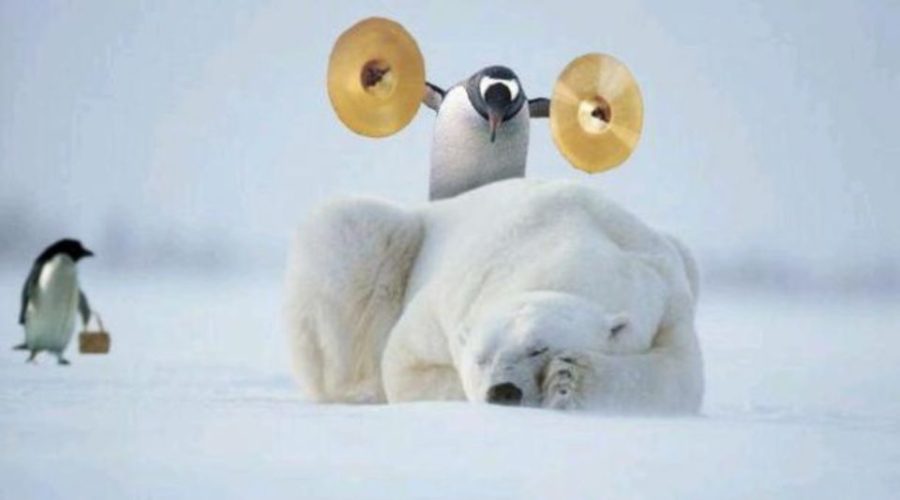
top-left (327, 17), bottom-right (425, 137)
top-left (549, 53), bottom-right (643, 173)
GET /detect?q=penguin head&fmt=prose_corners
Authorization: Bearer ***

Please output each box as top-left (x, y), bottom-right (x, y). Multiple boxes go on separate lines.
top-left (464, 66), bottom-right (527, 143)
top-left (39, 238), bottom-right (94, 262)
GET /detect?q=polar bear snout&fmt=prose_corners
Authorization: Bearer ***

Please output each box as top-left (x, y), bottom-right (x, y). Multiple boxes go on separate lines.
top-left (486, 382), bottom-right (524, 405)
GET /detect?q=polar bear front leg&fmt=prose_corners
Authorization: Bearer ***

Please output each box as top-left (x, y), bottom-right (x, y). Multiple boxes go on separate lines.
top-left (541, 354), bottom-right (590, 410)
top-left (544, 321), bottom-right (704, 413)
top-left (383, 359), bottom-right (464, 403)
top-left (381, 298), bottom-right (466, 403)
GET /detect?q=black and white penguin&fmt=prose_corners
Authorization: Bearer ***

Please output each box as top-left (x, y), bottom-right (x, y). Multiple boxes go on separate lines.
top-left (423, 66), bottom-right (549, 200)
top-left (14, 239), bottom-right (94, 365)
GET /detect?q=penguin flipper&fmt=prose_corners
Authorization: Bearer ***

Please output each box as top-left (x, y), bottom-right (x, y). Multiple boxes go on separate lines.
top-left (528, 97), bottom-right (550, 118)
top-left (12, 343), bottom-right (28, 351)
top-left (18, 263), bottom-right (41, 325)
top-left (423, 82), bottom-right (445, 112)
top-left (78, 290), bottom-right (92, 326)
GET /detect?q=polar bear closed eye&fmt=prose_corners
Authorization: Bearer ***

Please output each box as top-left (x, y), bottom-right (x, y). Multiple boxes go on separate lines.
top-left (455, 291), bottom-right (649, 407)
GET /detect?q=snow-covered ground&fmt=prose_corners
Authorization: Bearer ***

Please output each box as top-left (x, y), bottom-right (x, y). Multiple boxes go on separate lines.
top-left (1, 269), bottom-right (898, 499)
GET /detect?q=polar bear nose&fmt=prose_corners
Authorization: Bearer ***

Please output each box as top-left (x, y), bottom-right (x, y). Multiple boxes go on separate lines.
top-left (487, 383), bottom-right (523, 405)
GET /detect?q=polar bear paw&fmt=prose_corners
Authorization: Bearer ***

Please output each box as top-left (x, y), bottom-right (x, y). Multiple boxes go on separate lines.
top-left (541, 354), bottom-right (589, 410)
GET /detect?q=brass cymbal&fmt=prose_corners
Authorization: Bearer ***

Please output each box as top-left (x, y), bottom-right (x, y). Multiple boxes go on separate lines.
top-left (327, 17), bottom-right (425, 138)
top-left (549, 53), bottom-right (643, 173)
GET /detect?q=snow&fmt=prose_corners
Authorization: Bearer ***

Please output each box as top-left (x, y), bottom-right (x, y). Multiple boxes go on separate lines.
top-left (1, 270), bottom-right (899, 499)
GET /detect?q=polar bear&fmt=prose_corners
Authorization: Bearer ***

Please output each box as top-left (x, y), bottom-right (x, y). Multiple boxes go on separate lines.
top-left (284, 178), bottom-right (703, 412)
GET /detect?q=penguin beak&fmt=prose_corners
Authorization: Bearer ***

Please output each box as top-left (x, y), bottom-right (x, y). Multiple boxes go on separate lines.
top-left (83, 249), bottom-right (94, 258)
top-left (488, 108), bottom-right (503, 143)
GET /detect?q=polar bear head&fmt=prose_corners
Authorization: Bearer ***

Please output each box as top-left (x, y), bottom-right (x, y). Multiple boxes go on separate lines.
top-left (456, 291), bottom-right (640, 406)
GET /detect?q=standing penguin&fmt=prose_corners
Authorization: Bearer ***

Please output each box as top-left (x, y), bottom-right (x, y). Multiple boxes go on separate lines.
top-left (423, 66), bottom-right (550, 200)
top-left (14, 239), bottom-right (94, 365)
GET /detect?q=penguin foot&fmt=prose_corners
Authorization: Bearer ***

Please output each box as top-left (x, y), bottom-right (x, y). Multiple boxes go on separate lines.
top-left (57, 357), bottom-right (70, 366)
top-left (12, 343), bottom-right (28, 351)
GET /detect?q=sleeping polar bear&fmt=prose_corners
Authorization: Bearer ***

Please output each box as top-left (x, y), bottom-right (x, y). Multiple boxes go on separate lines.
top-left (284, 178), bottom-right (703, 412)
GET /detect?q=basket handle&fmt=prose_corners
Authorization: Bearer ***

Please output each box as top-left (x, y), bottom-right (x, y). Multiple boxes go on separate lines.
top-left (87, 312), bottom-right (106, 332)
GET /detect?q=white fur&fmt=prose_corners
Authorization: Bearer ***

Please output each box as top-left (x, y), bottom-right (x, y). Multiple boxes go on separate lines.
top-left (285, 179), bottom-right (703, 413)
top-left (283, 197), bottom-right (424, 402)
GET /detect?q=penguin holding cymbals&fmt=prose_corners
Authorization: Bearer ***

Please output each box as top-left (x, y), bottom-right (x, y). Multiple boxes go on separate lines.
top-left (327, 18), bottom-right (644, 200)
top-left (14, 238), bottom-right (94, 365)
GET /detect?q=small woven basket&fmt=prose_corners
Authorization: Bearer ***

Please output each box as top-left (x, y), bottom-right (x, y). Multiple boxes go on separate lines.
top-left (79, 313), bottom-right (111, 354)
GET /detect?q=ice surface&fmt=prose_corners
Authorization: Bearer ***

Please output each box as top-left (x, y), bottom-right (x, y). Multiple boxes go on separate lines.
top-left (1, 271), bottom-right (898, 499)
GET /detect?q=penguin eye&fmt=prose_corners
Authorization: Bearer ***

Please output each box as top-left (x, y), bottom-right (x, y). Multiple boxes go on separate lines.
top-left (479, 77), bottom-right (519, 101)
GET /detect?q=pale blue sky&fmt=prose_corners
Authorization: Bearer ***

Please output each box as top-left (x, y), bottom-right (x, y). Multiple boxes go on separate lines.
top-left (1, 0), bottom-right (898, 276)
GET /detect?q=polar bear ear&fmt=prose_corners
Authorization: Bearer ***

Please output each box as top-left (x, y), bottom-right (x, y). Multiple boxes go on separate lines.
top-left (606, 313), bottom-right (629, 338)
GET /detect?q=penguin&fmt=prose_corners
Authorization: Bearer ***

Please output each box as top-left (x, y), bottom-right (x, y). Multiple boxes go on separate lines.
top-left (423, 66), bottom-right (550, 201)
top-left (14, 238), bottom-right (94, 365)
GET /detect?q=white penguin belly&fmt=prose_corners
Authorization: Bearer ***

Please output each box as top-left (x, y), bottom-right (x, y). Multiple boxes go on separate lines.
top-left (429, 88), bottom-right (530, 200)
top-left (25, 256), bottom-right (79, 352)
